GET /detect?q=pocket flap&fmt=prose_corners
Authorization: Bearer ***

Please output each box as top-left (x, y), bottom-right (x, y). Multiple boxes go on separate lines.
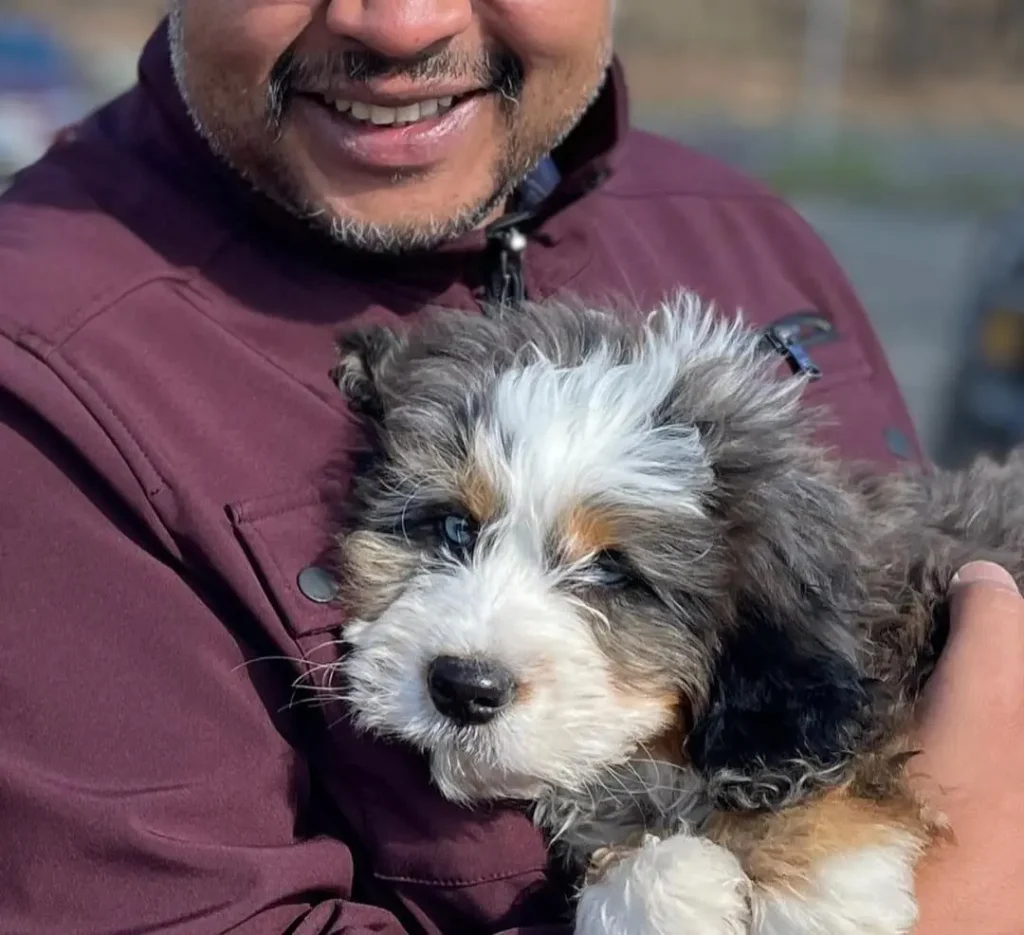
top-left (227, 486), bottom-right (344, 639)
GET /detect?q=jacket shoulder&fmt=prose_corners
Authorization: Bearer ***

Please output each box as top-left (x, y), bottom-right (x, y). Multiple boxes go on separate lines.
top-left (0, 141), bottom-right (226, 349)
top-left (608, 128), bottom-right (782, 202)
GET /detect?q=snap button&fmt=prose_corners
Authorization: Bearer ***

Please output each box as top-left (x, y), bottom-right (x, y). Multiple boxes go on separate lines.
top-left (884, 426), bottom-right (914, 460)
top-left (298, 565), bottom-right (340, 604)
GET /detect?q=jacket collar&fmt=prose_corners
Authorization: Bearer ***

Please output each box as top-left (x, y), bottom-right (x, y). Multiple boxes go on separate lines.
top-left (131, 18), bottom-right (630, 294)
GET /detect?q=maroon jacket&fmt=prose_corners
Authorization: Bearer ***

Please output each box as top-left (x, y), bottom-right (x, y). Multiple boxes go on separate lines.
top-left (0, 20), bottom-right (922, 935)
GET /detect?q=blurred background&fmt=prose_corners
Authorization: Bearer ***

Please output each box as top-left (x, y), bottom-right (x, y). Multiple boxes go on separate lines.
top-left (2, 0), bottom-right (1024, 468)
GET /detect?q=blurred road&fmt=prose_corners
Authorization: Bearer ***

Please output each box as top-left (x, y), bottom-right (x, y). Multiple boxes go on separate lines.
top-left (793, 196), bottom-right (984, 459)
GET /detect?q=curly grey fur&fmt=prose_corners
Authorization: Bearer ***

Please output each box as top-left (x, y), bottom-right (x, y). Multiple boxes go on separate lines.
top-left (330, 292), bottom-right (1024, 879)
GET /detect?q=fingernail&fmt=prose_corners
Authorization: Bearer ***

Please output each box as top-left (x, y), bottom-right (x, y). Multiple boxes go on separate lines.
top-left (949, 560), bottom-right (1021, 595)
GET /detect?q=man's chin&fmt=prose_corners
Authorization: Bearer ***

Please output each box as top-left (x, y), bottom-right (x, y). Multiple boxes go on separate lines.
top-left (267, 129), bottom-right (532, 252)
top-left (292, 186), bottom-right (510, 254)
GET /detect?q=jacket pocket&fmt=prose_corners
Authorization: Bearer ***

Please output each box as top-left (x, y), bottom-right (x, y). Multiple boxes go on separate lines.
top-left (765, 308), bottom-right (922, 464)
top-left (767, 308), bottom-right (874, 396)
top-left (226, 489), bottom-right (559, 915)
top-left (227, 485), bottom-right (344, 640)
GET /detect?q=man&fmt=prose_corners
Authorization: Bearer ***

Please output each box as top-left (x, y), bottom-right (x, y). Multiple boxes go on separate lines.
top-left (0, 3), bottom-right (1018, 933)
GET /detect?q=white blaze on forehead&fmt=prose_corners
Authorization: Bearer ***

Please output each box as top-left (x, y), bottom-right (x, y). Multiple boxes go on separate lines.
top-left (340, 294), bottom-right (806, 804)
top-left (473, 295), bottom-right (753, 526)
top-left (482, 357), bottom-right (707, 517)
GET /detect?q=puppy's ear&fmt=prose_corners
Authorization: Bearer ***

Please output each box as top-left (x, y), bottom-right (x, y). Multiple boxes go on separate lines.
top-left (331, 326), bottom-right (405, 422)
top-left (686, 596), bottom-right (876, 812)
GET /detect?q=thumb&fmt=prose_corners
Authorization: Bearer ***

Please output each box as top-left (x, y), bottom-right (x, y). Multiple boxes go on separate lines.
top-left (949, 560), bottom-right (1021, 599)
top-left (947, 560), bottom-right (1022, 642)
top-left (927, 560), bottom-right (1024, 705)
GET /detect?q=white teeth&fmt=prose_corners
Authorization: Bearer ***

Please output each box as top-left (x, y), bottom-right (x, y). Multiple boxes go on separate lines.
top-left (369, 104), bottom-right (396, 125)
top-left (325, 95), bottom-right (463, 126)
top-left (395, 103), bottom-right (422, 123)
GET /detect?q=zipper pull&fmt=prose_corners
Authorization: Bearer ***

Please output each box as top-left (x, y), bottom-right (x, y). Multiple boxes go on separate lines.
top-left (484, 216), bottom-right (530, 312)
top-left (760, 325), bottom-right (822, 380)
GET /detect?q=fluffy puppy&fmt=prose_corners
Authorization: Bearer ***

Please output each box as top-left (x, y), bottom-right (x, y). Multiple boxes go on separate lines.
top-left (329, 293), bottom-right (1024, 935)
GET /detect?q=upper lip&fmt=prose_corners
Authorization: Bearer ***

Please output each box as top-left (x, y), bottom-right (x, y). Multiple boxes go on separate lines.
top-left (303, 86), bottom-right (485, 107)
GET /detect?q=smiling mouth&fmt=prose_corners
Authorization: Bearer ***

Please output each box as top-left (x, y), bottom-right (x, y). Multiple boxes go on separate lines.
top-left (303, 90), bottom-right (487, 129)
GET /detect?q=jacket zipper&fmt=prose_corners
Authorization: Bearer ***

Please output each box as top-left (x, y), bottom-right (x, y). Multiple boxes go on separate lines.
top-left (759, 326), bottom-right (822, 380)
top-left (479, 165), bottom-right (608, 314)
top-left (483, 205), bottom-right (820, 385)
top-left (484, 215), bottom-right (530, 312)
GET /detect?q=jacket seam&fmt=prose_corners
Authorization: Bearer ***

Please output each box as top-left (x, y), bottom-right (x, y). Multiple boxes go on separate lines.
top-left (20, 269), bottom-right (201, 355)
top-left (228, 486), bottom-right (332, 526)
top-left (372, 865), bottom-right (552, 888)
top-left (4, 272), bottom-right (202, 358)
top-left (597, 187), bottom-right (790, 205)
top-left (12, 271), bottom-right (342, 495)
top-left (8, 330), bottom-right (170, 503)
top-left (169, 282), bottom-right (348, 419)
top-left (237, 500), bottom-right (325, 525)
top-left (236, 518), bottom-right (330, 636)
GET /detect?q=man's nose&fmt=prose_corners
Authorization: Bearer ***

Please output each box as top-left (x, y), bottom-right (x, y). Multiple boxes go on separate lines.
top-left (324, 0), bottom-right (474, 62)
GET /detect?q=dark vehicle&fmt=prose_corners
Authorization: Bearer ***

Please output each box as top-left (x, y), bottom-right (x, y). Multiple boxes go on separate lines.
top-left (935, 206), bottom-right (1024, 468)
top-left (0, 17), bottom-right (86, 179)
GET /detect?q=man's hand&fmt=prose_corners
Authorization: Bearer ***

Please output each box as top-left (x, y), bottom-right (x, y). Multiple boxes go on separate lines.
top-left (911, 561), bottom-right (1024, 934)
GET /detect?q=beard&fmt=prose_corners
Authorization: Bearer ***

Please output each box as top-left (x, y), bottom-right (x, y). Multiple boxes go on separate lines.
top-left (168, 5), bottom-right (610, 254)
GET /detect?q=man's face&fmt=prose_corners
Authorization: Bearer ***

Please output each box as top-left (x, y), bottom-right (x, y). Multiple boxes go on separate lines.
top-left (171, 1), bottom-right (614, 252)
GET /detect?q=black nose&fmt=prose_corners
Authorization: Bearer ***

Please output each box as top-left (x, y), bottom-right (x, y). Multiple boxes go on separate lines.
top-left (427, 656), bottom-right (517, 725)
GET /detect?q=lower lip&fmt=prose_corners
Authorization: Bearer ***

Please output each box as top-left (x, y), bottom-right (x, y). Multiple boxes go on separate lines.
top-left (294, 93), bottom-right (489, 172)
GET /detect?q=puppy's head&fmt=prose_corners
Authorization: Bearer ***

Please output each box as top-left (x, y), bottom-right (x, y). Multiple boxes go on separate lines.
top-left (332, 294), bottom-right (875, 808)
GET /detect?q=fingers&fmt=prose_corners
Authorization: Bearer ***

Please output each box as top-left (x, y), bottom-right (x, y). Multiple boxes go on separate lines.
top-left (946, 560), bottom-right (1024, 653)
top-left (925, 560), bottom-right (1024, 723)
top-left (910, 561), bottom-right (1024, 935)
top-left (949, 560), bottom-right (1020, 597)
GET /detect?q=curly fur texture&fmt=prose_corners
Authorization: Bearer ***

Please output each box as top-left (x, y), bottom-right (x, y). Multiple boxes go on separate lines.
top-left (329, 292), bottom-right (1024, 935)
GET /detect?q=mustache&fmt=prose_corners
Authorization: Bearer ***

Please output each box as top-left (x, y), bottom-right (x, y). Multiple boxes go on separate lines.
top-left (266, 45), bottom-right (525, 127)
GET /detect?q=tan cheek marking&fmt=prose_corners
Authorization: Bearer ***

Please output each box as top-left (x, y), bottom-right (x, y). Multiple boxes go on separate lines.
top-left (515, 657), bottom-right (565, 708)
top-left (605, 680), bottom-right (687, 760)
top-left (705, 787), bottom-right (936, 890)
top-left (645, 710), bottom-right (690, 767)
top-left (561, 505), bottom-right (620, 563)
top-left (338, 530), bottom-right (422, 622)
top-left (459, 463), bottom-right (500, 524)
top-left (514, 670), bottom-right (543, 707)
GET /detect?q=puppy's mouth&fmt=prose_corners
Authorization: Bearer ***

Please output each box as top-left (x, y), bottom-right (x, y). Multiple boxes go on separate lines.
top-left (428, 744), bottom-right (550, 805)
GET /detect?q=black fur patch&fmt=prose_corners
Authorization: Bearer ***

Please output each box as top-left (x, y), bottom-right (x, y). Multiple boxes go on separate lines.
top-left (332, 326), bottom-right (403, 421)
top-left (687, 600), bottom-right (874, 811)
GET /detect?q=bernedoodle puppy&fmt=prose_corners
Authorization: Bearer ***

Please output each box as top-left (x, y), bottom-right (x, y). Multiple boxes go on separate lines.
top-left (328, 293), bottom-right (1024, 935)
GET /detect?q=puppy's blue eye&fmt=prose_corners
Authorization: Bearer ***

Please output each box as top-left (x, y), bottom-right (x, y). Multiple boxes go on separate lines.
top-left (440, 514), bottom-right (477, 552)
top-left (595, 567), bottom-right (627, 586)
top-left (591, 550), bottom-right (631, 588)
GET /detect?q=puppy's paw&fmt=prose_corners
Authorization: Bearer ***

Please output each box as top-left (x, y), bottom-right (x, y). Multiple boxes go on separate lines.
top-left (575, 832), bottom-right (751, 935)
top-left (753, 837), bottom-right (920, 935)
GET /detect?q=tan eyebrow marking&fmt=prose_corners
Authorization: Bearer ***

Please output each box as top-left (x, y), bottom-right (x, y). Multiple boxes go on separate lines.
top-left (458, 462), bottom-right (500, 524)
top-left (561, 504), bottom-right (620, 563)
